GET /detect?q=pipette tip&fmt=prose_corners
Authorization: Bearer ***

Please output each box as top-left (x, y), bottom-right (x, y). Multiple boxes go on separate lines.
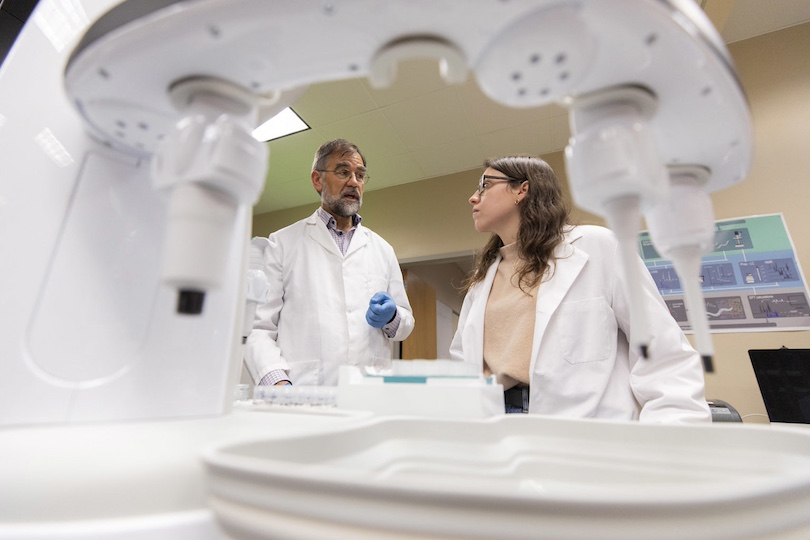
top-left (702, 355), bottom-right (714, 373)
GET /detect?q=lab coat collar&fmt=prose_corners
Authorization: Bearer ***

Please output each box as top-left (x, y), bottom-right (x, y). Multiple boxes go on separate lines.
top-left (345, 225), bottom-right (369, 256)
top-left (305, 210), bottom-right (369, 258)
top-left (306, 211), bottom-right (342, 258)
top-left (479, 227), bottom-right (587, 314)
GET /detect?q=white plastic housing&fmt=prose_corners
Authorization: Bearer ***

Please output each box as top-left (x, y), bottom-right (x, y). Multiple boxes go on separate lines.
top-left (204, 415), bottom-right (810, 540)
top-left (152, 79), bottom-right (268, 312)
top-left (160, 182), bottom-right (238, 294)
top-left (565, 86), bottom-right (669, 215)
top-left (475, 3), bottom-right (596, 106)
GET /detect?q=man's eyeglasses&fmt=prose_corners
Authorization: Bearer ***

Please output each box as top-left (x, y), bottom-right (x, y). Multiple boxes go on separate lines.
top-left (476, 174), bottom-right (521, 196)
top-left (316, 168), bottom-right (370, 184)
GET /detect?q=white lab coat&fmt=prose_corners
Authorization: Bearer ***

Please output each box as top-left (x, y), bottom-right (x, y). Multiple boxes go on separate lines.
top-left (450, 225), bottom-right (711, 423)
top-left (245, 210), bottom-right (414, 386)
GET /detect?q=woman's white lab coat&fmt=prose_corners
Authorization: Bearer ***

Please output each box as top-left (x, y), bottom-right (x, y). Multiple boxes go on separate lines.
top-left (450, 225), bottom-right (711, 423)
top-left (245, 210), bottom-right (414, 386)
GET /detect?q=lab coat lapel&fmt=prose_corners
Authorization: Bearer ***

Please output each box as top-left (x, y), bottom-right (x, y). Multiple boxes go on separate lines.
top-left (531, 231), bottom-right (589, 366)
top-left (306, 212), bottom-right (342, 259)
top-left (345, 224), bottom-right (370, 257)
top-left (469, 257), bottom-right (501, 365)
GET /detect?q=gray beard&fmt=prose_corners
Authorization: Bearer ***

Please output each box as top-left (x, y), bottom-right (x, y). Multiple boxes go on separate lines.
top-left (322, 190), bottom-right (362, 217)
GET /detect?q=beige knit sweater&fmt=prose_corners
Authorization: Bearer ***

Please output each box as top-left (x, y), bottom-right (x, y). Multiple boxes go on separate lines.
top-left (483, 243), bottom-right (538, 390)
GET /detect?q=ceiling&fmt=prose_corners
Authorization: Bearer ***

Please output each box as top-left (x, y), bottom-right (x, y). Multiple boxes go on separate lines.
top-left (255, 0), bottom-right (810, 216)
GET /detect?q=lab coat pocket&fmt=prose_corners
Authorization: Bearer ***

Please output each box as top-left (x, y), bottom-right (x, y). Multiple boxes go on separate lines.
top-left (288, 359), bottom-right (321, 386)
top-left (555, 298), bottom-right (616, 364)
top-left (366, 275), bottom-right (390, 296)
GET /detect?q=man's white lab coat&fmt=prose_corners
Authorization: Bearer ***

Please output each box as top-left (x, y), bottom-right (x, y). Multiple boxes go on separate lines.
top-left (245, 210), bottom-right (414, 386)
top-left (450, 225), bottom-right (710, 423)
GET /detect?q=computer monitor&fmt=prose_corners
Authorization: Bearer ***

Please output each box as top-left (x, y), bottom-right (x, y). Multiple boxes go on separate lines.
top-left (749, 348), bottom-right (810, 424)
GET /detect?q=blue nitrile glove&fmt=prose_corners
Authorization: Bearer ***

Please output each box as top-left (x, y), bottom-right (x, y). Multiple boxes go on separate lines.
top-left (366, 291), bottom-right (397, 328)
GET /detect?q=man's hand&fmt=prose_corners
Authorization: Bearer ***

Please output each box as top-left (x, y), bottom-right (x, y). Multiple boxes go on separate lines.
top-left (366, 292), bottom-right (397, 328)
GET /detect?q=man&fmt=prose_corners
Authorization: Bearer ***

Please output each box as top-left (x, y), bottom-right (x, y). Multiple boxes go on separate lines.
top-left (244, 139), bottom-right (414, 386)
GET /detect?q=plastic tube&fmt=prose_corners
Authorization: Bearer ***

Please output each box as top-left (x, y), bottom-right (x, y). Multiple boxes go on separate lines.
top-left (670, 247), bottom-right (715, 372)
top-left (604, 195), bottom-right (651, 358)
top-left (646, 167), bottom-right (716, 372)
top-left (242, 237), bottom-right (271, 341)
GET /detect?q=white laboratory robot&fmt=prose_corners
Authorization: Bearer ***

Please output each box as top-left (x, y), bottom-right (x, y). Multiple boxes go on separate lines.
top-left (0, 1), bottom-right (776, 539)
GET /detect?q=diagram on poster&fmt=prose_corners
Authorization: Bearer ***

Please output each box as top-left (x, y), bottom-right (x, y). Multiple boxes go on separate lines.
top-left (641, 214), bottom-right (810, 332)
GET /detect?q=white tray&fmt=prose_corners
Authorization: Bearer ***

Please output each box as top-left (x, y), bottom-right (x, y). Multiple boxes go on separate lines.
top-left (202, 416), bottom-right (810, 540)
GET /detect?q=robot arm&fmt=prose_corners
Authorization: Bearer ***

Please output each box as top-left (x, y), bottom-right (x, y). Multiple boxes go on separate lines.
top-left (64, 1), bottom-right (751, 364)
top-left (0, 0), bottom-right (749, 425)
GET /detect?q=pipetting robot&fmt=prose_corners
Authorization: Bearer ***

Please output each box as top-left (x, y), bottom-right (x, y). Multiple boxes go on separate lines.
top-left (0, 1), bottom-right (771, 538)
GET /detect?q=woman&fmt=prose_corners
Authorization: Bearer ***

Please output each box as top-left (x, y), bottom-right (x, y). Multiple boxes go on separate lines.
top-left (449, 156), bottom-right (710, 422)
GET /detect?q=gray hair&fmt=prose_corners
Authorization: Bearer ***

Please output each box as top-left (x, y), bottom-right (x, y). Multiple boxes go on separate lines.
top-left (312, 139), bottom-right (366, 171)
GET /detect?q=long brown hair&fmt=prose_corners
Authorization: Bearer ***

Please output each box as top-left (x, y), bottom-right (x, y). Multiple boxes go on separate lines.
top-left (462, 156), bottom-right (571, 293)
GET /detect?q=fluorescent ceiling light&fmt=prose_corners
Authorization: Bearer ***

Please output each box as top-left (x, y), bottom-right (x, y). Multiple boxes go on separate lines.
top-left (252, 107), bottom-right (309, 142)
top-left (33, 0), bottom-right (89, 53)
top-left (34, 128), bottom-right (74, 167)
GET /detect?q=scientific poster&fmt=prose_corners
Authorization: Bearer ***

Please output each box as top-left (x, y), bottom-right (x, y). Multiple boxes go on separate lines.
top-left (640, 213), bottom-right (810, 332)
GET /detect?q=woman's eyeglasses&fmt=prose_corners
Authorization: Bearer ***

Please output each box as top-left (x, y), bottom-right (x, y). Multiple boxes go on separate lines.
top-left (477, 174), bottom-right (521, 196)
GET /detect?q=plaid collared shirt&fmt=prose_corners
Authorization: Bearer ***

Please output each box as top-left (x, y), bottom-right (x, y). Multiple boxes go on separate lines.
top-left (317, 207), bottom-right (360, 255)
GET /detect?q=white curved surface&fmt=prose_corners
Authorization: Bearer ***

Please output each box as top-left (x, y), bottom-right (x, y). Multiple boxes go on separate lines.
top-left (64, 0), bottom-right (750, 192)
top-left (0, 408), bottom-right (367, 539)
top-left (203, 415), bottom-right (810, 540)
